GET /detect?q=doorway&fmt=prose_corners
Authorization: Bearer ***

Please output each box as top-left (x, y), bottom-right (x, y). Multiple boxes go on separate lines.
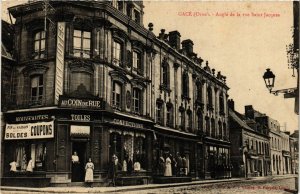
top-left (72, 141), bottom-right (87, 182)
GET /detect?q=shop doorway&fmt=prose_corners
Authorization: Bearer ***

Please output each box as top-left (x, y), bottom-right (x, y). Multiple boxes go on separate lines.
top-left (72, 141), bottom-right (87, 182)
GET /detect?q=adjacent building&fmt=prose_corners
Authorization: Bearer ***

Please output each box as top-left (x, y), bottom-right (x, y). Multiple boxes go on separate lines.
top-left (2, 0), bottom-right (230, 186)
top-left (229, 101), bottom-right (270, 178)
top-left (290, 130), bottom-right (299, 174)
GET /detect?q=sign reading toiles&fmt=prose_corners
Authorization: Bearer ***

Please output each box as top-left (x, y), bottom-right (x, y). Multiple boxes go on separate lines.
top-left (58, 96), bottom-right (104, 110)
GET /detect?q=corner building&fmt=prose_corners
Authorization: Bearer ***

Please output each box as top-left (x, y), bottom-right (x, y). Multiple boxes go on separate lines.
top-left (2, 1), bottom-right (230, 186)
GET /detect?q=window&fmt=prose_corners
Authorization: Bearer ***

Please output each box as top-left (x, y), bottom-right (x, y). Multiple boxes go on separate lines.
top-left (182, 72), bottom-right (189, 97)
top-left (197, 111), bottom-right (203, 131)
top-left (133, 51), bottom-right (142, 74)
top-left (223, 123), bottom-right (226, 138)
top-left (205, 117), bottom-right (210, 135)
top-left (73, 30), bottom-right (91, 58)
top-left (13, 143), bottom-right (46, 172)
top-left (219, 93), bottom-right (224, 114)
top-left (31, 75), bottom-right (43, 105)
top-left (166, 105), bottom-right (173, 127)
top-left (197, 83), bottom-right (202, 102)
top-left (112, 82), bottom-right (122, 108)
top-left (162, 62), bottom-right (169, 87)
top-left (188, 111), bottom-right (192, 130)
top-left (134, 10), bottom-right (140, 23)
top-left (133, 88), bottom-right (141, 113)
top-left (207, 87), bottom-right (213, 106)
top-left (34, 31), bottom-right (46, 59)
top-left (179, 109), bottom-right (185, 129)
top-left (134, 135), bottom-right (146, 170)
top-left (218, 121), bottom-right (222, 138)
top-left (156, 103), bottom-right (163, 125)
top-left (70, 72), bottom-right (92, 93)
top-left (113, 41), bottom-right (122, 65)
top-left (211, 118), bottom-right (215, 137)
top-left (117, 1), bottom-right (123, 11)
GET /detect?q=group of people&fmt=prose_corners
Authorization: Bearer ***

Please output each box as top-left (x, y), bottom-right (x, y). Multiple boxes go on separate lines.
top-left (158, 152), bottom-right (188, 177)
top-left (10, 154), bottom-right (34, 173)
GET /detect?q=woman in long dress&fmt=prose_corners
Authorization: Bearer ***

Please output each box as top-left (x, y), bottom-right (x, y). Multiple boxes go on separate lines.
top-left (85, 158), bottom-right (94, 187)
top-left (164, 156), bottom-right (172, 176)
top-left (26, 158), bottom-right (34, 173)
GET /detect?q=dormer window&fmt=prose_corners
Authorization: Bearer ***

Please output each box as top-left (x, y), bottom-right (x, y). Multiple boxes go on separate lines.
top-left (73, 29), bottom-right (91, 58)
top-left (134, 10), bottom-right (140, 23)
top-left (34, 31), bottom-right (46, 59)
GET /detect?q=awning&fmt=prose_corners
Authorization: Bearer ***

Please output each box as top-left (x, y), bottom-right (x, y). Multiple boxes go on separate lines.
top-left (70, 125), bottom-right (90, 137)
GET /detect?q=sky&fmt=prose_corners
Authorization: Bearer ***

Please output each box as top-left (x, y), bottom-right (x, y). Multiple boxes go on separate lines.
top-left (1, 1), bottom-right (298, 133)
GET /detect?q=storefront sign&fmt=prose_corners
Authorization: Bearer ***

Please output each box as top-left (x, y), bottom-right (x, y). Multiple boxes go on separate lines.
top-left (15, 115), bottom-right (49, 122)
top-left (54, 22), bottom-right (66, 104)
top-left (70, 125), bottom-right (90, 137)
top-left (59, 97), bottom-right (103, 109)
top-left (5, 121), bottom-right (54, 140)
top-left (112, 119), bottom-right (144, 129)
top-left (71, 114), bottom-right (91, 121)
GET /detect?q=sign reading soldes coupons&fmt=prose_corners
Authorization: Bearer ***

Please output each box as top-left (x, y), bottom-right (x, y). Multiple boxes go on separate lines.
top-left (5, 121), bottom-right (54, 140)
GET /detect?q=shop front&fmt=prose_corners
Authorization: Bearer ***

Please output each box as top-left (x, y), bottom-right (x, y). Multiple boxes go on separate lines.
top-left (204, 139), bottom-right (231, 179)
top-left (2, 112), bottom-right (54, 187)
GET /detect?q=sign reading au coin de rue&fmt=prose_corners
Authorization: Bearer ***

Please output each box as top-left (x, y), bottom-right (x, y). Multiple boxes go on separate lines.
top-left (58, 96), bottom-right (104, 110)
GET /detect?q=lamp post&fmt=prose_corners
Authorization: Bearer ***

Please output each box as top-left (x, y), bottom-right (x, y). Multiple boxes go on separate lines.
top-left (262, 68), bottom-right (299, 114)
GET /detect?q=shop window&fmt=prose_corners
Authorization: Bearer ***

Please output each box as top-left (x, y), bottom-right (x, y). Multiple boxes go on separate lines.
top-left (132, 88), bottom-right (141, 114)
top-left (182, 71), bottom-right (189, 98)
top-left (70, 72), bottom-right (92, 93)
top-left (132, 51), bottom-right (142, 74)
top-left (134, 135), bottom-right (146, 170)
top-left (134, 10), bottom-right (140, 24)
top-left (112, 82), bottom-right (122, 109)
top-left (113, 41), bottom-right (122, 66)
top-left (73, 29), bottom-right (91, 58)
top-left (30, 75), bottom-right (44, 105)
top-left (33, 30), bottom-right (46, 59)
top-left (13, 143), bottom-right (46, 172)
top-left (156, 103), bottom-right (163, 125)
top-left (109, 132), bottom-right (122, 160)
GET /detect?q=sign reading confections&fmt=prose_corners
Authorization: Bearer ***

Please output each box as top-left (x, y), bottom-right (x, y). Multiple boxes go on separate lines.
top-left (59, 96), bottom-right (104, 109)
top-left (54, 22), bottom-right (66, 104)
top-left (5, 121), bottom-right (54, 140)
top-left (112, 119), bottom-right (144, 129)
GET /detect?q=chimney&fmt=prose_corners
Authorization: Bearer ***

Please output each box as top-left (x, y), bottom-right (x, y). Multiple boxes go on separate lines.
top-left (228, 99), bottom-right (235, 111)
top-left (245, 105), bottom-right (254, 119)
top-left (168, 31), bottom-right (181, 50)
top-left (181, 39), bottom-right (194, 55)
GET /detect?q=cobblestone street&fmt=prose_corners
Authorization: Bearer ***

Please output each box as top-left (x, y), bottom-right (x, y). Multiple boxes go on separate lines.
top-left (120, 177), bottom-right (297, 194)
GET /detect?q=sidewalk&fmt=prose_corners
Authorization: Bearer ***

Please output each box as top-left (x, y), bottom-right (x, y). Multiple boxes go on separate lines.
top-left (0, 174), bottom-right (297, 193)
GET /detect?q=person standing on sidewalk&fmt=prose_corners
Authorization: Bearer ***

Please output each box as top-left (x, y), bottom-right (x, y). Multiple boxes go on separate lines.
top-left (85, 158), bottom-right (94, 187)
top-left (164, 154), bottom-right (172, 176)
top-left (26, 158), bottom-right (34, 173)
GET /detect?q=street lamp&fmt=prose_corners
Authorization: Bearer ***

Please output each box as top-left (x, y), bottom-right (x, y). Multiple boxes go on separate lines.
top-left (262, 68), bottom-right (298, 97)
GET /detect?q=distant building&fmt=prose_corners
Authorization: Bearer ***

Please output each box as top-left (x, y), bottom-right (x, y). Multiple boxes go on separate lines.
top-left (290, 130), bottom-right (299, 174)
top-left (229, 101), bottom-right (270, 178)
